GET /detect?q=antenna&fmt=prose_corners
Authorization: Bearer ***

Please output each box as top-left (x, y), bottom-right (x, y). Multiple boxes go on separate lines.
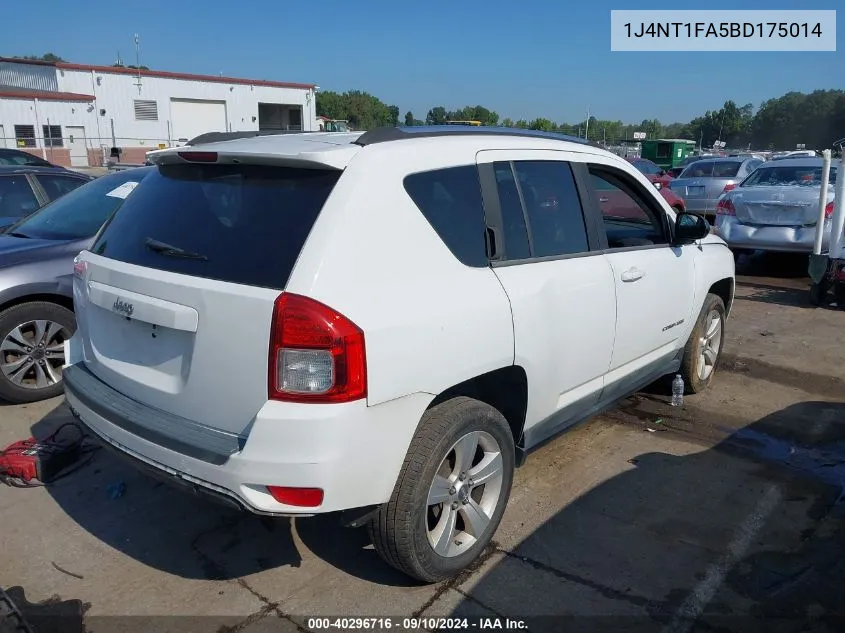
top-left (133, 33), bottom-right (142, 94)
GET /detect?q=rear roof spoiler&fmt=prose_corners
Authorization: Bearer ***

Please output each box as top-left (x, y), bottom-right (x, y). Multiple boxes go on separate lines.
top-left (185, 130), bottom-right (310, 145)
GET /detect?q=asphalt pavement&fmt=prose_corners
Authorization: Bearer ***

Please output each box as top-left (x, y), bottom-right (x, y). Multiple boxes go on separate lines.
top-left (1, 252), bottom-right (843, 633)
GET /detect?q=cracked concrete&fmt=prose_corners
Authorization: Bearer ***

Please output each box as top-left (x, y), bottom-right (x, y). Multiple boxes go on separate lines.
top-left (2, 253), bottom-right (844, 632)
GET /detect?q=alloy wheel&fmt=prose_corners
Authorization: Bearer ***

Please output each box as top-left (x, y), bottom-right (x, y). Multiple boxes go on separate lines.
top-left (426, 430), bottom-right (505, 558)
top-left (1, 319), bottom-right (70, 390)
top-left (697, 310), bottom-right (722, 381)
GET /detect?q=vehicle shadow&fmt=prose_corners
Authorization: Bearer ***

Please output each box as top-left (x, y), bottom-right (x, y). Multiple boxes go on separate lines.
top-left (732, 251), bottom-right (841, 310)
top-left (445, 401), bottom-right (845, 632)
top-left (29, 402), bottom-right (415, 586)
top-left (736, 251), bottom-right (810, 280)
top-left (735, 280), bottom-right (822, 310)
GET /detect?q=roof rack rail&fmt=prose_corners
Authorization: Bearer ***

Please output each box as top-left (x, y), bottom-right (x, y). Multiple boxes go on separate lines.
top-left (353, 125), bottom-right (598, 147)
top-left (186, 130), bottom-right (310, 146)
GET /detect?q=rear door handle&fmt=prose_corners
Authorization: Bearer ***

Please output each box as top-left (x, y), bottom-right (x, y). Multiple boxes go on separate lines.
top-left (621, 267), bottom-right (645, 282)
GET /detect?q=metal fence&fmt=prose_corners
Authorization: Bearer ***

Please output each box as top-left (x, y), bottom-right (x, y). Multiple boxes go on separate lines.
top-left (2, 133), bottom-right (178, 167)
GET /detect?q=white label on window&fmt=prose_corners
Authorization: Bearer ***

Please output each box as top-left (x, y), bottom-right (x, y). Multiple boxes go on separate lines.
top-left (105, 181), bottom-right (139, 199)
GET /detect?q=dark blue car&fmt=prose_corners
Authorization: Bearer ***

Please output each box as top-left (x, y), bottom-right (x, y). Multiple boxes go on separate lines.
top-left (0, 167), bottom-right (152, 403)
top-left (0, 164), bottom-right (91, 229)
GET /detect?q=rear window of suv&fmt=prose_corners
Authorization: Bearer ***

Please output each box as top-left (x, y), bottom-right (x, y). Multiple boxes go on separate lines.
top-left (91, 164), bottom-right (340, 290)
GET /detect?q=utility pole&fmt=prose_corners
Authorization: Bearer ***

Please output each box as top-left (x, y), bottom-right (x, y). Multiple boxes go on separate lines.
top-left (133, 34), bottom-right (142, 94)
top-left (584, 105), bottom-right (590, 140)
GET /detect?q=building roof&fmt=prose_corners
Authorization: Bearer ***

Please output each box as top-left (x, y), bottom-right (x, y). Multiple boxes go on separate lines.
top-left (0, 57), bottom-right (315, 90)
top-left (0, 87), bottom-right (94, 101)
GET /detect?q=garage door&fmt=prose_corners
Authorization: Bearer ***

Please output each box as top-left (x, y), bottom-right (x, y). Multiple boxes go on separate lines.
top-left (170, 99), bottom-right (227, 143)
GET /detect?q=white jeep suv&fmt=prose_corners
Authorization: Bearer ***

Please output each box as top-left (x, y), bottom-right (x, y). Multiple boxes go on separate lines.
top-left (64, 127), bottom-right (734, 582)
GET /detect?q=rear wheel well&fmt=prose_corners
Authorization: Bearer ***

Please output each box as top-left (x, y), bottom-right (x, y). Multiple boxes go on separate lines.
top-left (709, 278), bottom-right (734, 314)
top-left (0, 293), bottom-right (74, 315)
top-left (428, 366), bottom-right (528, 452)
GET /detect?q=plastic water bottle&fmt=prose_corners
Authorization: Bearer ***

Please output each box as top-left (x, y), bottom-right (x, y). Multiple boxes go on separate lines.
top-left (671, 374), bottom-right (684, 407)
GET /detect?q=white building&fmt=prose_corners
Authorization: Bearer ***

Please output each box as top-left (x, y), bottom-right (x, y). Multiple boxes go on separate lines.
top-left (0, 57), bottom-right (318, 167)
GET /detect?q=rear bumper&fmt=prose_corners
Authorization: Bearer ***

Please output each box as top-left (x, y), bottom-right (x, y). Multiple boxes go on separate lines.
top-left (714, 216), bottom-right (830, 253)
top-left (64, 362), bottom-right (432, 515)
top-left (678, 198), bottom-right (718, 216)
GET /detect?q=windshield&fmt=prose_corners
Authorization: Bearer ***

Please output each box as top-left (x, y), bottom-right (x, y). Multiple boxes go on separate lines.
top-left (5, 169), bottom-right (149, 240)
top-left (0, 150), bottom-right (51, 167)
top-left (680, 161), bottom-right (742, 179)
top-left (742, 165), bottom-right (837, 187)
top-left (633, 160), bottom-right (660, 175)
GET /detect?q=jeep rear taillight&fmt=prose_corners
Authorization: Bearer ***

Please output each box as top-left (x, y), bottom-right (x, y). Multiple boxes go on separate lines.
top-left (268, 293), bottom-right (366, 403)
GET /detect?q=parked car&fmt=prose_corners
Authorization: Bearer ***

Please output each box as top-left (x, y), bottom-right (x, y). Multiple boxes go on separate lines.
top-left (669, 157), bottom-right (764, 219)
top-left (667, 155), bottom-right (705, 178)
top-left (596, 168), bottom-right (687, 214)
top-left (659, 185), bottom-right (688, 213)
top-left (626, 157), bottom-right (673, 188)
top-left (771, 150), bottom-right (818, 161)
top-left (0, 148), bottom-right (67, 169)
top-left (714, 157), bottom-right (836, 254)
top-left (0, 166), bottom-right (91, 230)
top-left (0, 167), bottom-right (151, 403)
top-left (63, 127), bottom-right (734, 582)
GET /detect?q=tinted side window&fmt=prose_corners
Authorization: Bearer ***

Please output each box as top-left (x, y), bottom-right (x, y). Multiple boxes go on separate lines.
top-left (511, 160), bottom-right (589, 258)
top-left (588, 167), bottom-right (668, 248)
top-left (0, 175), bottom-right (39, 219)
top-left (36, 174), bottom-right (87, 201)
top-left (404, 165), bottom-right (488, 267)
top-left (493, 162), bottom-right (530, 260)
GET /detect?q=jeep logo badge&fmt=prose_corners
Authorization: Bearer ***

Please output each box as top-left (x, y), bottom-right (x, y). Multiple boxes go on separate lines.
top-left (113, 298), bottom-right (134, 317)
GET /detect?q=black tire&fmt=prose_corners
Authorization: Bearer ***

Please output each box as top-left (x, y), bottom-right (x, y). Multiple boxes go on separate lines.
top-left (369, 397), bottom-right (515, 583)
top-left (0, 301), bottom-right (76, 404)
top-left (809, 279), bottom-right (829, 307)
top-left (834, 280), bottom-right (845, 308)
top-left (680, 293), bottom-right (726, 394)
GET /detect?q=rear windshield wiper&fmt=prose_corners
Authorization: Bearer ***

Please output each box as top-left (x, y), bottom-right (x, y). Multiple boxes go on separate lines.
top-left (145, 237), bottom-right (208, 261)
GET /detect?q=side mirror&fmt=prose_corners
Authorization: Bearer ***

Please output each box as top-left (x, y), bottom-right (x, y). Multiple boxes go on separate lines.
top-left (658, 169), bottom-right (666, 176)
top-left (653, 182), bottom-right (662, 190)
top-left (673, 212), bottom-right (710, 245)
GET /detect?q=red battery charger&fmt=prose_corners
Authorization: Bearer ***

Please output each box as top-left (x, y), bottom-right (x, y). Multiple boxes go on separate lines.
top-left (0, 425), bottom-right (85, 484)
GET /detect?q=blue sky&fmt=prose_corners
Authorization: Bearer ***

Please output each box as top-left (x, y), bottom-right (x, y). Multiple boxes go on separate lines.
top-left (7, 0), bottom-right (842, 124)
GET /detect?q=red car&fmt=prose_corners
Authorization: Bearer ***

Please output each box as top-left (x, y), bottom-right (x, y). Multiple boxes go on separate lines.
top-left (592, 169), bottom-right (686, 219)
top-left (627, 157), bottom-right (674, 189)
top-left (659, 185), bottom-right (686, 213)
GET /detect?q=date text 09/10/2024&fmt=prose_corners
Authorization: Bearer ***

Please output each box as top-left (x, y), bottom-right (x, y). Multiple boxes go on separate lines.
top-left (622, 22), bottom-right (822, 39)
top-left (307, 617), bottom-right (528, 630)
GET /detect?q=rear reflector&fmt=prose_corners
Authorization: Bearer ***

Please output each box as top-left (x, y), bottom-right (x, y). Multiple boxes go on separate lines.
top-left (268, 293), bottom-right (366, 403)
top-left (177, 151), bottom-right (218, 163)
top-left (716, 197), bottom-right (735, 216)
top-left (73, 257), bottom-right (87, 279)
top-left (267, 486), bottom-right (324, 507)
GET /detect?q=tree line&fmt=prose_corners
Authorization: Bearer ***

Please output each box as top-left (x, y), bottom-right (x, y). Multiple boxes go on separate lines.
top-left (11, 54), bottom-right (842, 150)
top-left (318, 89), bottom-right (845, 151)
